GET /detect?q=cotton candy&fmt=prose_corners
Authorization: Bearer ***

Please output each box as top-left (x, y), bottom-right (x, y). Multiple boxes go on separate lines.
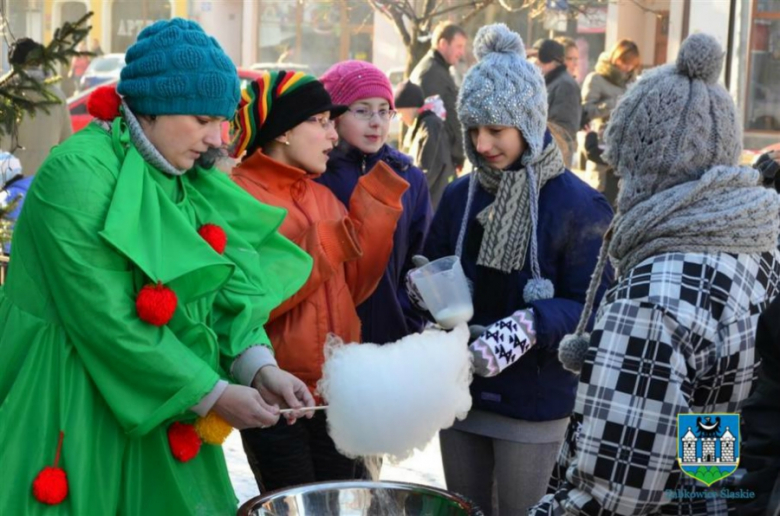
top-left (318, 323), bottom-right (472, 461)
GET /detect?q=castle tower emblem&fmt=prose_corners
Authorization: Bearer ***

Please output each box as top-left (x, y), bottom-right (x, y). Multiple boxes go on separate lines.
top-left (677, 414), bottom-right (740, 486)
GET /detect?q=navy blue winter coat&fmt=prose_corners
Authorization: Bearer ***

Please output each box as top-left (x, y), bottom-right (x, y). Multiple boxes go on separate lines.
top-left (424, 167), bottom-right (614, 422)
top-left (317, 143), bottom-right (433, 344)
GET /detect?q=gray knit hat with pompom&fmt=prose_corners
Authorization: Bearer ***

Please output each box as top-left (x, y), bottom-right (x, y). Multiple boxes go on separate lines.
top-left (559, 33), bottom-right (743, 375)
top-left (604, 33), bottom-right (742, 214)
top-left (454, 23), bottom-right (556, 302)
top-left (457, 23), bottom-right (548, 168)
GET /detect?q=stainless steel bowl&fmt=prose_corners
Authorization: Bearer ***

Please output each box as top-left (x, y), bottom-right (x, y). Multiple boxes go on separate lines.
top-left (237, 480), bottom-right (483, 516)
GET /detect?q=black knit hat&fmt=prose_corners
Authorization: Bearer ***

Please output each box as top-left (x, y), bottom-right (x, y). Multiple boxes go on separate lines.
top-left (230, 70), bottom-right (348, 158)
top-left (394, 80), bottom-right (425, 109)
top-left (8, 37), bottom-right (43, 66)
top-left (534, 39), bottom-right (565, 65)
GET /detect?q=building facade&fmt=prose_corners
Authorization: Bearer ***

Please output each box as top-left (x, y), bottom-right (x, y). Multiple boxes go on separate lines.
top-left (1, 0), bottom-right (778, 149)
top-left (607, 0), bottom-right (779, 150)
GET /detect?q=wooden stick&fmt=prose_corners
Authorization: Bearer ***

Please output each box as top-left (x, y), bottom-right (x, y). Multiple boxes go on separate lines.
top-left (278, 405), bottom-right (329, 415)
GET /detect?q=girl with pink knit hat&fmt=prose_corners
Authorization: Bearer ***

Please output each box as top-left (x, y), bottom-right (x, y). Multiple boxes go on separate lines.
top-left (317, 61), bottom-right (433, 350)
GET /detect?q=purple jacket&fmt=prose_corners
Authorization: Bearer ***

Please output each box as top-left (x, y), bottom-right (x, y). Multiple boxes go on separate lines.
top-left (317, 143), bottom-right (433, 344)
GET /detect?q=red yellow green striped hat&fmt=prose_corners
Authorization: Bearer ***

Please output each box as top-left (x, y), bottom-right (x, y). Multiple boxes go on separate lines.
top-left (229, 70), bottom-right (347, 158)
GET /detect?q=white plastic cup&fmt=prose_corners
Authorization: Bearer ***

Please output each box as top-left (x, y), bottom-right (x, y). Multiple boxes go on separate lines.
top-left (409, 256), bottom-right (474, 329)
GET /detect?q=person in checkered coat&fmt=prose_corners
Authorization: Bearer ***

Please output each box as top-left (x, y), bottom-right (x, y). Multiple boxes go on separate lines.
top-left (528, 34), bottom-right (780, 515)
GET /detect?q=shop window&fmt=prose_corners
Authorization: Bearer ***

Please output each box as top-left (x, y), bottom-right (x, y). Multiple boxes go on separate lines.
top-left (758, 0), bottom-right (780, 13)
top-left (746, 2), bottom-right (780, 131)
top-left (111, 0), bottom-right (171, 53)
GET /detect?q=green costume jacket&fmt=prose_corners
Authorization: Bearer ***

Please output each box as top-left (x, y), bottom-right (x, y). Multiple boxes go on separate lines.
top-left (0, 120), bottom-right (312, 515)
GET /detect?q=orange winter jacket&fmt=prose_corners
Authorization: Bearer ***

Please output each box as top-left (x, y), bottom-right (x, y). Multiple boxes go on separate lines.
top-left (232, 151), bottom-right (409, 393)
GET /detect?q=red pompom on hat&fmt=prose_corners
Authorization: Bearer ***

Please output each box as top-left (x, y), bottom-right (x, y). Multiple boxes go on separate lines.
top-left (32, 431), bottom-right (68, 505)
top-left (198, 224), bottom-right (227, 254)
top-left (136, 281), bottom-right (177, 326)
top-left (86, 85), bottom-right (122, 121)
top-left (168, 422), bottom-right (202, 462)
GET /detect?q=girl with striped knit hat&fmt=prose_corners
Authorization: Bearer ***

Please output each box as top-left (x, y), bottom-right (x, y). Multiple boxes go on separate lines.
top-left (229, 70), bottom-right (409, 491)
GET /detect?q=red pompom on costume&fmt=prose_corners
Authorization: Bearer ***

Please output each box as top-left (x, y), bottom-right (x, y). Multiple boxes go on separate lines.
top-left (198, 224), bottom-right (227, 254)
top-left (86, 85), bottom-right (122, 121)
top-left (32, 431), bottom-right (68, 505)
top-left (167, 422), bottom-right (202, 462)
top-left (136, 282), bottom-right (177, 326)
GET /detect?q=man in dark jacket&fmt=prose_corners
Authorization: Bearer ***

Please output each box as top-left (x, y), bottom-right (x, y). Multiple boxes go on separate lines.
top-left (394, 80), bottom-right (454, 210)
top-left (739, 294), bottom-right (780, 515)
top-left (410, 22), bottom-right (467, 170)
top-left (534, 39), bottom-right (582, 165)
top-left (739, 157), bottom-right (780, 516)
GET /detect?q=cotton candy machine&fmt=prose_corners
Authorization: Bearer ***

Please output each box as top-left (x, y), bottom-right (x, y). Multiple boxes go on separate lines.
top-left (237, 480), bottom-right (483, 516)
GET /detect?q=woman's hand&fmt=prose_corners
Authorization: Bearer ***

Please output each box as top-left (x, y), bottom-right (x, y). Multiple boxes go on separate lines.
top-left (212, 384), bottom-right (280, 430)
top-left (253, 366), bottom-right (315, 424)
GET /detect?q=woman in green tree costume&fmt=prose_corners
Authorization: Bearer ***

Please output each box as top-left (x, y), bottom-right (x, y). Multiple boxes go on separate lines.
top-left (0, 18), bottom-right (315, 515)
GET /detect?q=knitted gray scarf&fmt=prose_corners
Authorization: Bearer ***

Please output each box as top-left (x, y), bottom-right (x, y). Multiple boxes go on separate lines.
top-left (122, 101), bottom-right (186, 176)
top-left (563, 165), bottom-right (780, 358)
top-left (465, 142), bottom-right (564, 274)
top-left (610, 166), bottom-right (780, 274)
top-left (558, 165), bottom-right (780, 374)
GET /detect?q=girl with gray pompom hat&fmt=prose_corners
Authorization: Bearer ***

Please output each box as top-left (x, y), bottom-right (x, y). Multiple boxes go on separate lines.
top-left (531, 33), bottom-right (780, 515)
top-left (421, 23), bottom-right (614, 514)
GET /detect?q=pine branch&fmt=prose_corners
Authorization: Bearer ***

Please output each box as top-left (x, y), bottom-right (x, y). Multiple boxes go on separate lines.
top-left (0, 11), bottom-right (93, 140)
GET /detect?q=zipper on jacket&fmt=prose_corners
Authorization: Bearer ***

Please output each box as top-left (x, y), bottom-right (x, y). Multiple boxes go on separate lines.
top-left (291, 187), bottom-right (338, 334)
top-left (360, 156), bottom-right (367, 175)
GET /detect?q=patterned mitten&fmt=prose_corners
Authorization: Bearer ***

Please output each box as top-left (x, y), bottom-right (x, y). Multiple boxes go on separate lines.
top-left (469, 309), bottom-right (536, 377)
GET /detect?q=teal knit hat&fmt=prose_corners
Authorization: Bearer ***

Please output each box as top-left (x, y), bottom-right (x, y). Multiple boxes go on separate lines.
top-left (117, 18), bottom-right (239, 120)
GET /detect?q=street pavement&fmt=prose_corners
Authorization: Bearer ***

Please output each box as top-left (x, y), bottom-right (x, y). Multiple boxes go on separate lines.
top-left (225, 431), bottom-right (446, 506)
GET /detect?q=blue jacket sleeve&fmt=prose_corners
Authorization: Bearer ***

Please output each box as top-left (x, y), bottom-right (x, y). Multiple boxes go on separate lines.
top-left (528, 194), bottom-right (614, 351)
top-left (399, 168), bottom-right (433, 333)
top-left (423, 180), bottom-right (457, 261)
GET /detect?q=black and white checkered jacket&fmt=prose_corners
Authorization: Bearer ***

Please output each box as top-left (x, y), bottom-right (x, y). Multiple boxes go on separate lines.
top-left (531, 250), bottom-right (780, 515)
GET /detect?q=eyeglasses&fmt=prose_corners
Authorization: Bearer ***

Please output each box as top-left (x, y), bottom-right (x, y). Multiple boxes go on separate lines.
top-left (348, 108), bottom-right (397, 121)
top-left (306, 116), bottom-right (335, 129)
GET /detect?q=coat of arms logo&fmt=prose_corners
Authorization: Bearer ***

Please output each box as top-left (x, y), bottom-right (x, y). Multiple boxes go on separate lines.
top-left (677, 413), bottom-right (740, 486)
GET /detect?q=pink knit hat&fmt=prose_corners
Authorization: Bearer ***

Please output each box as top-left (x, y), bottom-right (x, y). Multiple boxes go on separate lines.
top-left (320, 60), bottom-right (395, 109)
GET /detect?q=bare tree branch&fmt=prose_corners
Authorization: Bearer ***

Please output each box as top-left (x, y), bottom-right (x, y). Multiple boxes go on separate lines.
top-left (402, 0), bottom-right (419, 21)
top-left (429, 0), bottom-right (492, 19)
top-left (496, 0), bottom-right (533, 13)
top-left (461, 0), bottom-right (497, 24)
top-left (423, 0), bottom-right (438, 18)
top-left (627, 0), bottom-right (664, 17)
top-left (369, 0), bottom-right (413, 47)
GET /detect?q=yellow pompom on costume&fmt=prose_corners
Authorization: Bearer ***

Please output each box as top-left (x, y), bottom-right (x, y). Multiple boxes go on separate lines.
top-left (195, 412), bottom-right (234, 445)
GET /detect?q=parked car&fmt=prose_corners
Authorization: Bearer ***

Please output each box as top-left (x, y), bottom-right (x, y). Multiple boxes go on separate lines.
top-left (79, 53), bottom-right (125, 91)
top-left (69, 68), bottom-right (265, 135)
